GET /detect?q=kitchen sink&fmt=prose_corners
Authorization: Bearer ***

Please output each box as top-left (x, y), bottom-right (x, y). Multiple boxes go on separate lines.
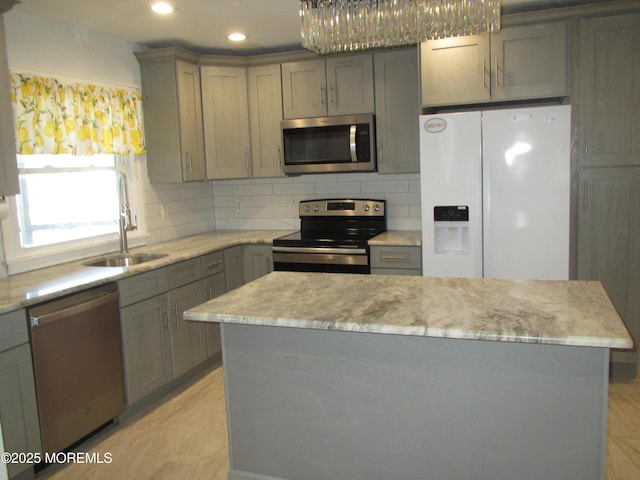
top-left (83, 253), bottom-right (168, 267)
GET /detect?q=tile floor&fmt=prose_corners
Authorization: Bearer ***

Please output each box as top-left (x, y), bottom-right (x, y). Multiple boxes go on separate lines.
top-left (36, 362), bottom-right (640, 480)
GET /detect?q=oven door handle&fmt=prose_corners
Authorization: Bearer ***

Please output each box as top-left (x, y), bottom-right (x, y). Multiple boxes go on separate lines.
top-left (349, 124), bottom-right (357, 162)
top-left (273, 246), bottom-right (367, 255)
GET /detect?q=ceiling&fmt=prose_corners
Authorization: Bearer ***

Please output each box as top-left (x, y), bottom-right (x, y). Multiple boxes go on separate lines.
top-left (12, 0), bottom-right (612, 56)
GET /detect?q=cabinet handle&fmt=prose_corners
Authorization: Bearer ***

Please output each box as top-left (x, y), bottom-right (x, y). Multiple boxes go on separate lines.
top-left (330, 84), bottom-right (336, 105)
top-left (245, 148), bottom-right (250, 172)
top-left (495, 58), bottom-right (500, 88)
top-left (173, 304), bottom-right (179, 332)
top-left (584, 127), bottom-right (588, 155)
top-left (277, 146), bottom-right (282, 169)
top-left (163, 307), bottom-right (170, 330)
top-left (320, 85), bottom-right (327, 105)
top-left (208, 288), bottom-right (213, 300)
top-left (583, 180), bottom-right (588, 210)
top-left (266, 256), bottom-right (271, 273)
top-left (482, 59), bottom-right (486, 91)
top-left (381, 255), bottom-right (409, 261)
top-left (378, 143), bottom-right (383, 166)
top-left (207, 260), bottom-right (224, 269)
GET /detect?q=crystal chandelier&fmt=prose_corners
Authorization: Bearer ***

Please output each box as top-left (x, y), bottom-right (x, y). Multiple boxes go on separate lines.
top-left (299, 0), bottom-right (502, 54)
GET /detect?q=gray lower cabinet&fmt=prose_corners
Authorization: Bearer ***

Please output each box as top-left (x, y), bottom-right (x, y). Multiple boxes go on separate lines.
top-left (243, 244), bottom-right (273, 283)
top-left (0, 310), bottom-right (42, 479)
top-left (370, 246), bottom-right (422, 276)
top-left (118, 259), bottom-right (207, 405)
top-left (167, 281), bottom-right (207, 378)
top-left (224, 246), bottom-right (245, 291)
top-left (0, 16), bottom-right (18, 196)
top-left (119, 295), bottom-right (171, 405)
top-left (202, 250), bottom-right (226, 358)
top-left (577, 168), bottom-right (640, 375)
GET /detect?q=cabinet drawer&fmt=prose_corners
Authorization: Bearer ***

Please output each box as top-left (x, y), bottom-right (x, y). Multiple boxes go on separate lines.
top-left (201, 250), bottom-right (225, 277)
top-left (166, 258), bottom-right (202, 290)
top-left (371, 246), bottom-right (421, 270)
top-left (0, 309), bottom-right (28, 352)
top-left (118, 269), bottom-right (167, 307)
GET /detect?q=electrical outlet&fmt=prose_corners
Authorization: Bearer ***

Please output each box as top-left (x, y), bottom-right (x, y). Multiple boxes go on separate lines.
top-left (235, 199), bottom-right (244, 212)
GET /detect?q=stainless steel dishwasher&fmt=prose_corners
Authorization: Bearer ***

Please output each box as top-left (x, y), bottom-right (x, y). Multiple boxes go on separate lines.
top-left (28, 283), bottom-right (125, 454)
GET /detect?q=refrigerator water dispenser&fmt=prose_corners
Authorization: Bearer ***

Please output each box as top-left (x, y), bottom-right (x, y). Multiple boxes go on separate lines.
top-left (434, 206), bottom-right (470, 254)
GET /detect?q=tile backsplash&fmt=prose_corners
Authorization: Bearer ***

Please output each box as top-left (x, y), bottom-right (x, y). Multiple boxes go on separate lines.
top-left (212, 172), bottom-right (422, 231)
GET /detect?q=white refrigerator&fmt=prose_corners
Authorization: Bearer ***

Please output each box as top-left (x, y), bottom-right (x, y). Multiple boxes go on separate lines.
top-left (420, 105), bottom-right (571, 280)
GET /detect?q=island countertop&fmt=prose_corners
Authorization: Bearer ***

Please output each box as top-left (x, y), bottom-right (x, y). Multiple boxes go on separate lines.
top-left (185, 271), bottom-right (633, 349)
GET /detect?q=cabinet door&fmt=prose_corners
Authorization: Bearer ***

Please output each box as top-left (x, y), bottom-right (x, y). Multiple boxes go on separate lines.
top-left (176, 60), bottom-right (207, 181)
top-left (577, 168), bottom-right (640, 367)
top-left (243, 244), bottom-right (273, 283)
top-left (0, 17), bottom-right (18, 196)
top-left (224, 246), bottom-right (245, 291)
top-left (201, 66), bottom-right (251, 179)
top-left (248, 64), bottom-right (284, 177)
top-left (326, 54), bottom-right (374, 116)
top-left (491, 22), bottom-right (566, 100)
top-left (0, 344), bottom-right (42, 478)
top-left (281, 59), bottom-right (327, 119)
top-left (202, 273), bottom-right (226, 357)
top-left (374, 48), bottom-right (419, 174)
top-left (579, 14), bottom-right (640, 167)
top-left (120, 295), bottom-right (172, 405)
top-left (420, 35), bottom-right (490, 107)
top-left (167, 281), bottom-right (207, 378)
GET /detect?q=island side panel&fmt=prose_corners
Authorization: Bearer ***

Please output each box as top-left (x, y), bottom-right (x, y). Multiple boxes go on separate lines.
top-left (221, 323), bottom-right (608, 480)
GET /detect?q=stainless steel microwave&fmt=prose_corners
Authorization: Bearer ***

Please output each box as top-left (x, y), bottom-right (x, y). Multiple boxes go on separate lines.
top-left (281, 114), bottom-right (376, 175)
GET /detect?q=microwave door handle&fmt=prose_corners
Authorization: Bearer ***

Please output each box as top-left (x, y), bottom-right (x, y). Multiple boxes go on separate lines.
top-left (349, 124), bottom-right (357, 162)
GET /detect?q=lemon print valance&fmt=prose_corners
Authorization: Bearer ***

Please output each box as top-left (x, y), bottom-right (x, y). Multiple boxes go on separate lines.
top-left (10, 72), bottom-right (146, 156)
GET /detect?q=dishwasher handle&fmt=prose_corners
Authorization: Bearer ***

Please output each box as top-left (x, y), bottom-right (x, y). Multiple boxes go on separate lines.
top-left (30, 290), bottom-right (119, 327)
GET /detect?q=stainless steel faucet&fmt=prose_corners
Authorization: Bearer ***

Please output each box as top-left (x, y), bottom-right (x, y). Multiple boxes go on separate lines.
top-left (118, 171), bottom-right (137, 254)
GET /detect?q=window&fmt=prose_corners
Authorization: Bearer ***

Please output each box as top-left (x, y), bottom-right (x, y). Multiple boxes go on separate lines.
top-left (15, 154), bottom-right (120, 248)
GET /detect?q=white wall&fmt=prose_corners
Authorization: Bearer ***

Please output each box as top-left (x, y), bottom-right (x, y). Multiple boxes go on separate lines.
top-left (1, 10), bottom-right (216, 273)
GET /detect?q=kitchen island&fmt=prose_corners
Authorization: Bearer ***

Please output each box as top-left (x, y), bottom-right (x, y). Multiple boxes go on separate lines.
top-left (185, 272), bottom-right (633, 480)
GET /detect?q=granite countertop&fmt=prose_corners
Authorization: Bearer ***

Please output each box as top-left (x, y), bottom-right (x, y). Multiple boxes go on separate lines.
top-left (0, 230), bottom-right (292, 314)
top-left (368, 230), bottom-right (421, 246)
top-left (0, 229), bottom-right (421, 314)
top-left (185, 271), bottom-right (634, 349)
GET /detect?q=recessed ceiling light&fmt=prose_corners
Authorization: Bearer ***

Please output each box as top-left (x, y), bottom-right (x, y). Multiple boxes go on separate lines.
top-left (151, 2), bottom-right (174, 14)
top-left (228, 33), bottom-right (247, 42)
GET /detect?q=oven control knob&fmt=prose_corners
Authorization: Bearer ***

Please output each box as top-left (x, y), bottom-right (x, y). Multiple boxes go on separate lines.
top-left (313, 204), bottom-right (320, 212)
top-left (304, 205), bottom-right (310, 212)
top-left (374, 204), bottom-right (380, 211)
top-left (364, 205), bottom-right (370, 211)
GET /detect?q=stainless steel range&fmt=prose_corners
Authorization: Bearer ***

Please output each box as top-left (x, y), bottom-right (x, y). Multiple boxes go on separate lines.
top-left (273, 199), bottom-right (386, 274)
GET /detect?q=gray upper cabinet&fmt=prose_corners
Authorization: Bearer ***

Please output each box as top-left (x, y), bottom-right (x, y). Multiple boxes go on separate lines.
top-left (247, 64), bottom-right (285, 178)
top-left (374, 47), bottom-right (420, 174)
top-left (420, 22), bottom-right (566, 107)
top-left (136, 50), bottom-right (206, 183)
top-left (0, 16), bottom-right (18, 196)
top-left (420, 34), bottom-right (491, 106)
top-left (281, 54), bottom-right (374, 119)
top-left (579, 13), bottom-right (640, 168)
top-left (201, 65), bottom-right (251, 179)
top-left (490, 22), bottom-right (566, 101)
